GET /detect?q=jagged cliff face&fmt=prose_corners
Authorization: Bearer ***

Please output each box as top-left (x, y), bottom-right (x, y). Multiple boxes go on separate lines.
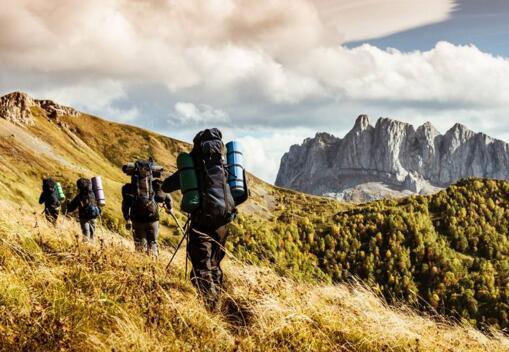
top-left (0, 92), bottom-right (79, 126)
top-left (276, 115), bottom-right (509, 200)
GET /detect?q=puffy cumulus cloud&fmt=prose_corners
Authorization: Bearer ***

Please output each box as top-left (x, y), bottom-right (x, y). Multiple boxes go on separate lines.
top-left (0, 0), bottom-right (458, 110)
top-left (0, 0), bottom-right (455, 81)
top-left (171, 102), bottom-right (229, 125)
top-left (300, 41), bottom-right (509, 108)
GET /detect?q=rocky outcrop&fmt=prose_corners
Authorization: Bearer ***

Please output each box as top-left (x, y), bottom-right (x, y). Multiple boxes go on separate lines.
top-left (276, 115), bottom-right (509, 200)
top-left (0, 92), bottom-right (79, 126)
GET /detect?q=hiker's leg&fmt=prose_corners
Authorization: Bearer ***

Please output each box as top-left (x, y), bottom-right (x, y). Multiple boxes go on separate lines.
top-left (89, 219), bottom-right (97, 241)
top-left (146, 221), bottom-right (159, 257)
top-left (132, 221), bottom-right (147, 252)
top-left (45, 207), bottom-right (58, 224)
top-left (51, 208), bottom-right (59, 224)
top-left (80, 220), bottom-right (92, 241)
top-left (188, 226), bottom-right (213, 297)
top-left (210, 225), bottom-right (228, 292)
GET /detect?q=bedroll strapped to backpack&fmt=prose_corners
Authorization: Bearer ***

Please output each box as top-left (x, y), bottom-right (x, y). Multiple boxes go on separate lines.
top-left (226, 141), bottom-right (248, 205)
top-left (177, 153), bottom-right (200, 213)
top-left (189, 128), bottom-right (237, 228)
top-left (55, 182), bottom-right (66, 202)
top-left (91, 176), bottom-right (106, 207)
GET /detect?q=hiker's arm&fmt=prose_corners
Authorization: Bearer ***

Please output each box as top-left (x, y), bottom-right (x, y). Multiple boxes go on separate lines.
top-left (39, 192), bottom-right (45, 204)
top-left (121, 185), bottom-right (132, 220)
top-left (161, 172), bottom-right (180, 193)
top-left (153, 180), bottom-right (173, 210)
top-left (67, 195), bottom-right (79, 212)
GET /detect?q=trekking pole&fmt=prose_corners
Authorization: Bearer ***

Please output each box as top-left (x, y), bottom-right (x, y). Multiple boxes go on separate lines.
top-left (60, 206), bottom-right (69, 229)
top-left (166, 211), bottom-right (190, 272)
top-left (57, 206), bottom-right (69, 239)
top-left (185, 227), bottom-right (189, 279)
top-left (98, 213), bottom-right (105, 238)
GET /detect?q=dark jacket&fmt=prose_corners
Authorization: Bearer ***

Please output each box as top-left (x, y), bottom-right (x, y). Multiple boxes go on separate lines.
top-left (67, 189), bottom-right (97, 220)
top-left (122, 179), bottom-right (172, 223)
top-left (39, 190), bottom-right (60, 209)
top-left (161, 172), bottom-right (181, 193)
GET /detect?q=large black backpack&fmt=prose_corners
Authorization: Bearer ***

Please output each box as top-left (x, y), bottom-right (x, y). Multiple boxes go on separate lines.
top-left (192, 129), bottom-right (236, 228)
top-left (77, 178), bottom-right (100, 219)
top-left (42, 178), bottom-right (60, 208)
top-left (131, 160), bottom-right (158, 220)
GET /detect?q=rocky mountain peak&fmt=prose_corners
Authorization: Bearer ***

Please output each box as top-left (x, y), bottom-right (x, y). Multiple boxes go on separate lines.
top-left (276, 115), bottom-right (509, 201)
top-left (419, 121), bottom-right (439, 134)
top-left (0, 91), bottom-right (80, 126)
top-left (353, 114), bottom-right (371, 130)
top-left (376, 117), bottom-right (414, 132)
top-left (0, 92), bottom-right (37, 125)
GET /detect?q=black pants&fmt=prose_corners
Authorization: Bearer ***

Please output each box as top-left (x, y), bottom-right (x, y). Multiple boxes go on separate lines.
top-left (44, 207), bottom-right (59, 224)
top-left (132, 221), bottom-right (159, 256)
top-left (187, 224), bottom-right (228, 308)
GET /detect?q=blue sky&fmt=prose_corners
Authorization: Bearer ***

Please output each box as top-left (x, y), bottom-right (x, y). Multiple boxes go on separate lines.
top-left (348, 0), bottom-right (509, 56)
top-left (1, 0), bottom-right (509, 183)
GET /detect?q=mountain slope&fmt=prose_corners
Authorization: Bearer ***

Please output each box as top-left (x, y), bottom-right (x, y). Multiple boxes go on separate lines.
top-left (0, 92), bottom-right (508, 349)
top-left (1, 201), bottom-right (507, 351)
top-left (0, 92), bottom-right (284, 233)
top-left (276, 115), bottom-right (509, 201)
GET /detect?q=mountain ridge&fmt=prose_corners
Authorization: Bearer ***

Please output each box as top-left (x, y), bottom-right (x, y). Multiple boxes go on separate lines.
top-left (276, 115), bottom-right (509, 201)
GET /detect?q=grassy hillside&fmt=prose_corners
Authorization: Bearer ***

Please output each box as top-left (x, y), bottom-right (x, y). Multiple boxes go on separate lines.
top-left (0, 93), bottom-right (508, 350)
top-left (0, 103), bottom-right (289, 236)
top-left (0, 201), bottom-right (507, 351)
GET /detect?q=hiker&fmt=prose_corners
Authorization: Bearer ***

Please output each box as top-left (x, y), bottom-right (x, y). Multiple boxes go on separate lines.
top-left (67, 178), bottom-right (101, 242)
top-left (39, 178), bottom-right (62, 224)
top-left (162, 128), bottom-right (248, 310)
top-left (121, 160), bottom-right (172, 257)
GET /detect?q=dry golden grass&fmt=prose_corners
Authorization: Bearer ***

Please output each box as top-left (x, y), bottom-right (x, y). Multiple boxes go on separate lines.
top-left (0, 200), bottom-right (507, 352)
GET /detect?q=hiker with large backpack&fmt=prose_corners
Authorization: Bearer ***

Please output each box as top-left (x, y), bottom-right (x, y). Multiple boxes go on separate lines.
top-left (67, 178), bottom-right (101, 242)
top-left (121, 159), bottom-right (172, 257)
top-left (162, 128), bottom-right (248, 310)
top-left (39, 178), bottom-right (63, 224)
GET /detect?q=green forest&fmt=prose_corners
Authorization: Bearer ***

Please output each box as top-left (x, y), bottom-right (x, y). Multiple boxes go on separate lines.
top-left (228, 178), bottom-right (509, 330)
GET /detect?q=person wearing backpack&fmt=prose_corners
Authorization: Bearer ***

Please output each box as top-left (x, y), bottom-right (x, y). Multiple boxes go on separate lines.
top-left (121, 160), bottom-right (173, 257)
top-left (67, 178), bottom-right (101, 242)
top-left (39, 178), bottom-right (61, 224)
top-left (162, 128), bottom-right (248, 310)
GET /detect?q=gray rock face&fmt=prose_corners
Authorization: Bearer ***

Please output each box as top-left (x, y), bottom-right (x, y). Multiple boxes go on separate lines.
top-left (276, 115), bottom-right (509, 200)
top-left (0, 92), bottom-right (79, 126)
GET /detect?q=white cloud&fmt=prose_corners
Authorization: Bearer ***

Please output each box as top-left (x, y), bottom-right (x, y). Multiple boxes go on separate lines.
top-left (313, 0), bottom-right (456, 42)
top-left (0, 0), bottom-right (455, 88)
top-left (171, 102), bottom-right (229, 125)
top-left (299, 42), bottom-right (509, 107)
top-left (29, 80), bottom-right (139, 122)
top-left (231, 129), bottom-right (317, 183)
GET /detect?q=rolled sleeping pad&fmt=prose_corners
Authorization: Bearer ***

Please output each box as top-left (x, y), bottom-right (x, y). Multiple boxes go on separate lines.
top-left (91, 176), bottom-right (106, 207)
top-left (151, 164), bottom-right (164, 178)
top-left (226, 141), bottom-right (246, 200)
top-left (177, 153), bottom-right (200, 213)
top-left (55, 182), bottom-right (66, 202)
